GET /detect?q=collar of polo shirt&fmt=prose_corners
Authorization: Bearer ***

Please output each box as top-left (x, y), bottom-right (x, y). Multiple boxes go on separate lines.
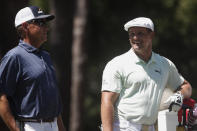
top-left (19, 40), bottom-right (39, 53)
top-left (130, 48), bottom-right (156, 64)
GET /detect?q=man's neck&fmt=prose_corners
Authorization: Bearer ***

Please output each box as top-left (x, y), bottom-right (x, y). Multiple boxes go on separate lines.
top-left (23, 39), bottom-right (41, 48)
top-left (134, 50), bottom-right (152, 63)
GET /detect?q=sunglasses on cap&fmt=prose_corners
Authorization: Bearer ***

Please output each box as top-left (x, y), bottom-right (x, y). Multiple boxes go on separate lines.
top-left (27, 19), bottom-right (47, 27)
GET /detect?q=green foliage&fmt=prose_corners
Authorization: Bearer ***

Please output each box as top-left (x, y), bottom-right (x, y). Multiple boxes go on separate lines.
top-left (29, 0), bottom-right (49, 12)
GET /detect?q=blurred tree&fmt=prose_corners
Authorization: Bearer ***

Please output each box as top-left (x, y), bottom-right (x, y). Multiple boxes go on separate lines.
top-left (69, 0), bottom-right (88, 130)
top-left (49, 0), bottom-right (74, 130)
top-left (175, 0), bottom-right (197, 90)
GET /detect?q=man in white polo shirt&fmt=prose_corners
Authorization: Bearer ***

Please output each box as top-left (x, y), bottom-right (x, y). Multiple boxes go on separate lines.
top-left (101, 17), bottom-right (192, 131)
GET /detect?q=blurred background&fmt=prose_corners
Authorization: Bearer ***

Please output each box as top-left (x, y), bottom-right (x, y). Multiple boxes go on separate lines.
top-left (1, 0), bottom-right (197, 130)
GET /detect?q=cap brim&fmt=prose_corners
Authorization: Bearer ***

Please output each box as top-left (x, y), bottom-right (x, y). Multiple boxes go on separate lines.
top-left (34, 14), bottom-right (55, 21)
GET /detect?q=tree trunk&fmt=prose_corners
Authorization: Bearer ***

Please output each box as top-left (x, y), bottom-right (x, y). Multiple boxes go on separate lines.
top-left (49, 0), bottom-right (74, 130)
top-left (70, 0), bottom-right (88, 130)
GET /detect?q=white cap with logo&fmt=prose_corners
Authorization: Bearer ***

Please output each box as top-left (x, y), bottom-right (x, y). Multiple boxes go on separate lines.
top-left (15, 6), bottom-right (55, 28)
top-left (124, 17), bottom-right (154, 32)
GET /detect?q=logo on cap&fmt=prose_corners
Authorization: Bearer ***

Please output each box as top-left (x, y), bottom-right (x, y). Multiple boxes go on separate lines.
top-left (38, 8), bottom-right (43, 14)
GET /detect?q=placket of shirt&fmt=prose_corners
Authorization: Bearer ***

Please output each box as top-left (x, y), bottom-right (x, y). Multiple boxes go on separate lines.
top-left (39, 54), bottom-right (51, 89)
top-left (142, 62), bottom-right (152, 88)
top-left (143, 62), bottom-right (153, 109)
top-left (36, 53), bottom-right (48, 83)
top-left (40, 55), bottom-right (46, 70)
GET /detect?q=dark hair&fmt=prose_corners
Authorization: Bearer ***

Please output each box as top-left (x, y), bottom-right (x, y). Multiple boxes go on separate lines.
top-left (128, 27), bottom-right (153, 33)
top-left (16, 25), bottom-right (26, 40)
top-left (146, 28), bottom-right (153, 33)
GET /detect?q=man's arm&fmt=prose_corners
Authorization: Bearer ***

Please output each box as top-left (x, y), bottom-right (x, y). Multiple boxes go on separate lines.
top-left (165, 80), bottom-right (192, 112)
top-left (57, 115), bottom-right (66, 131)
top-left (101, 91), bottom-right (119, 131)
top-left (0, 93), bottom-right (19, 131)
top-left (179, 80), bottom-right (192, 99)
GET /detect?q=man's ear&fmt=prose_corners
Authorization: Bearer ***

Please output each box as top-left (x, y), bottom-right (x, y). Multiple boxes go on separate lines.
top-left (151, 31), bottom-right (155, 38)
top-left (21, 22), bottom-right (28, 31)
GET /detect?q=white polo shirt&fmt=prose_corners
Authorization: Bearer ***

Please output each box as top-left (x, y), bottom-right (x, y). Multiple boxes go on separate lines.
top-left (101, 48), bottom-right (184, 125)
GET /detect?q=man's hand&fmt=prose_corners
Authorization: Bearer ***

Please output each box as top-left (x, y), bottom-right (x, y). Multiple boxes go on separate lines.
top-left (0, 94), bottom-right (20, 131)
top-left (57, 115), bottom-right (66, 131)
top-left (101, 91), bottom-right (119, 131)
top-left (164, 92), bottom-right (183, 112)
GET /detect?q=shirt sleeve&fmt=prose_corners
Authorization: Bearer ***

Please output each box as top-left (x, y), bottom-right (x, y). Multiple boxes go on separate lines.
top-left (101, 60), bottom-right (122, 93)
top-left (166, 59), bottom-right (184, 91)
top-left (0, 54), bottom-right (19, 96)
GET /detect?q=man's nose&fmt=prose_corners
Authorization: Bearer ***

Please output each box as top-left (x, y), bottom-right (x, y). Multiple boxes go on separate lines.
top-left (133, 35), bottom-right (138, 40)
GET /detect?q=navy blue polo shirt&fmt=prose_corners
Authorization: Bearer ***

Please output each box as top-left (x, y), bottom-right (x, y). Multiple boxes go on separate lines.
top-left (0, 40), bottom-right (62, 119)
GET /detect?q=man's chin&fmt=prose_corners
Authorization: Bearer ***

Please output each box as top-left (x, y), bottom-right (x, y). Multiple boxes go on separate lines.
top-left (133, 46), bottom-right (141, 51)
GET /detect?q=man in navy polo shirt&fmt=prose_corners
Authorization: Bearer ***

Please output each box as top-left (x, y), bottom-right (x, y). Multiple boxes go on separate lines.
top-left (0, 6), bottom-right (66, 131)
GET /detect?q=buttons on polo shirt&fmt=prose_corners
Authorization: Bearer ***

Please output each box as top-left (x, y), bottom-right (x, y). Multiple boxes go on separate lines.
top-left (40, 56), bottom-right (46, 70)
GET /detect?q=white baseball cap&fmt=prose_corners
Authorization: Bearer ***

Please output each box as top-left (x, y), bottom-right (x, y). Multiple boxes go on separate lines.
top-left (124, 17), bottom-right (154, 31)
top-left (15, 6), bottom-right (55, 28)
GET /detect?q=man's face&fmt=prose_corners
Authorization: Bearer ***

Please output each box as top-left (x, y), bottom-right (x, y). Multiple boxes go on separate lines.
top-left (27, 19), bottom-right (48, 47)
top-left (128, 27), bottom-right (154, 55)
